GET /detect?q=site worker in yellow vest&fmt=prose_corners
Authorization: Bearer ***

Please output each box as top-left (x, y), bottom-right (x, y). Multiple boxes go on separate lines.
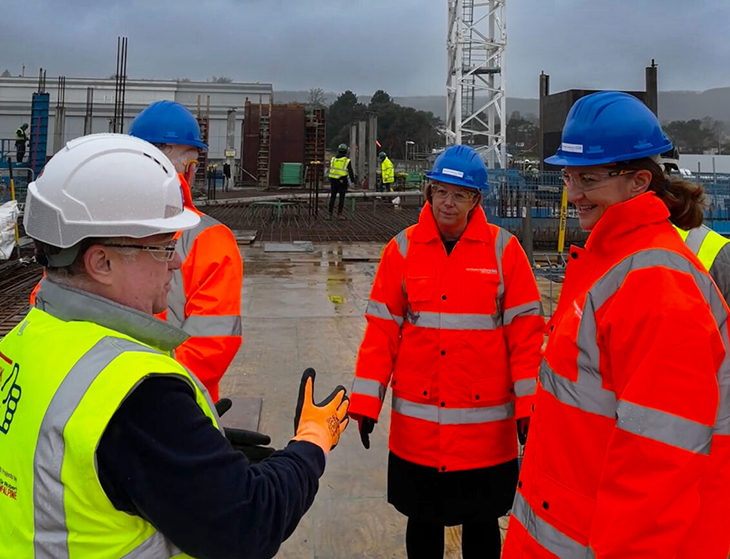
top-left (0, 134), bottom-right (349, 559)
top-left (658, 146), bottom-right (730, 304)
top-left (379, 151), bottom-right (395, 192)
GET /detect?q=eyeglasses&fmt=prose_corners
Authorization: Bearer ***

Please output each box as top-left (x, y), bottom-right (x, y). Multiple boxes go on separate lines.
top-left (103, 241), bottom-right (178, 262)
top-left (561, 168), bottom-right (637, 191)
top-left (431, 185), bottom-right (479, 203)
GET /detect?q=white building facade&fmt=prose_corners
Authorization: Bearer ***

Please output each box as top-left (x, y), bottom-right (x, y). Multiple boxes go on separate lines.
top-left (0, 76), bottom-right (273, 160)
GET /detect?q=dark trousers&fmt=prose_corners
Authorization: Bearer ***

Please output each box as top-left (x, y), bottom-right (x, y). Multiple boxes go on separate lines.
top-left (405, 518), bottom-right (501, 559)
top-left (15, 144), bottom-right (25, 164)
top-left (329, 179), bottom-right (347, 215)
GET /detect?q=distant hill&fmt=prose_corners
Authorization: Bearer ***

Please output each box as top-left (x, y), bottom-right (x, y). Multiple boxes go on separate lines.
top-left (276, 88), bottom-right (730, 124)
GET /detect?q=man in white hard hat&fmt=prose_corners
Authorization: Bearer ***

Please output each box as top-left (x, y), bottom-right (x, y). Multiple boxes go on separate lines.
top-left (0, 134), bottom-right (350, 558)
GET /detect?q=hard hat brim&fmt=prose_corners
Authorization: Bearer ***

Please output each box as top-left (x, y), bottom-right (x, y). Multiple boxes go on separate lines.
top-left (426, 171), bottom-right (486, 191)
top-left (545, 141), bottom-right (673, 167)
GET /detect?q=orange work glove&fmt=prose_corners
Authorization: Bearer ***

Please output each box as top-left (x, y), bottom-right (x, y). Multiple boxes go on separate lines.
top-left (292, 368), bottom-right (349, 455)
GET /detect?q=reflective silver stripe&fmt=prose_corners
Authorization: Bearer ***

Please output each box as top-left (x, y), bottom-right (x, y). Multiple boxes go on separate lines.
top-left (395, 229), bottom-right (409, 259)
top-left (540, 360), bottom-right (616, 419)
top-left (121, 531), bottom-right (182, 559)
top-left (34, 337), bottom-right (183, 559)
top-left (365, 299), bottom-right (404, 327)
top-left (616, 400), bottom-right (713, 455)
top-left (503, 300), bottom-right (543, 326)
top-left (392, 395), bottom-right (514, 424)
top-left (180, 314), bottom-right (242, 338)
top-left (494, 228), bottom-right (512, 317)
top-left (511, 492), bottom-right (591, 559)
top-left (167, 214), bottom-right (219, 329)
top-left (514, 378), bottom-right (537, 398)
top-left (352, 378), bottom-right (387, 402)
top-left (405, 311), bottom-right (499, 330)
top-left (684, 225), bottom-right (712, 255)
top-left (545, 248), bottom-right (730, 435)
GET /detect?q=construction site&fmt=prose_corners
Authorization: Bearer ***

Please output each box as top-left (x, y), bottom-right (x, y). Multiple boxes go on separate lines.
top-left (2, 1), bottom-right (730, 558)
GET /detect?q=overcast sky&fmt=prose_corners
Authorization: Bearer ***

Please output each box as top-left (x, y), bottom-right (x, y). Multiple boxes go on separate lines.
top-left (3, 0), bottom-right (729, 99)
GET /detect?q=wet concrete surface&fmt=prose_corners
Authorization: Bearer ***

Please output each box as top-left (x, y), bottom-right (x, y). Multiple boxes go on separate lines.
top-left (221, 241), bottom-right (561, 559)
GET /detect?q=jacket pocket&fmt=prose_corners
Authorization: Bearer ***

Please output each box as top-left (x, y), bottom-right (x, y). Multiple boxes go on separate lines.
top-left (404, 276), bottom-right (434, 303)
top-left (392, 371), bottom-right (434, 401)
top-left (531, 470), bottom-right (596, 544)
top-left (471, 375), bottom-right (513, 405)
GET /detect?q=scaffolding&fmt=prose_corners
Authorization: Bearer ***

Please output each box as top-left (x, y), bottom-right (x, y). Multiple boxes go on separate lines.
top-left (304, 107), bottom-right (326, 188)
top-left (257, 96), bottom-right (272, 188)
top-left (195, 95), bottom-right (210, 188)
top-left (446, 0), bottom-right (507, 168)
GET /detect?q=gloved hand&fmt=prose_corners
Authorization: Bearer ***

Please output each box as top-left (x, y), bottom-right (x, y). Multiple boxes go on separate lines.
top-left (292, 368), bottom-right (349, 454)
top-left (224, 427), bottom-right (276, 463)
top-left (517, 417), bottom-right (530, 446)
top-left (357, 416), bottom-right (376, 450)
top-left (216, 398), bottom-right (276, 463)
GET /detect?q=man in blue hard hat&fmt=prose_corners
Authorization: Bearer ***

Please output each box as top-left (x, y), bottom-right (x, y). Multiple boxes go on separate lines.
top-left (129, 101), bottom-right (243, 403)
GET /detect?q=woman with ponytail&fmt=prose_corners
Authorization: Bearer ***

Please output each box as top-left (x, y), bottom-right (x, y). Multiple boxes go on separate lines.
top-left (503, 91), bottom-right (730, 559)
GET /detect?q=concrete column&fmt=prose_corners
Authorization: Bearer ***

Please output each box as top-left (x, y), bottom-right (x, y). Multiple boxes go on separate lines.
top-left (645, 59), bottom-right (658, 116)
top-left (349, 123), bottom-right (358, 185)
top-left (52, 106), bottom-right (66, 154)
top-left (83, 87), bottom-right (93, 135)
top-left (358, 120), bottom-right (367, 187)
top-left (368, 113), bottom-right (377, 191)
top-left (225, 108), bottom-right (237, 189)
top-left (538, 72), bottom-right (550, 172)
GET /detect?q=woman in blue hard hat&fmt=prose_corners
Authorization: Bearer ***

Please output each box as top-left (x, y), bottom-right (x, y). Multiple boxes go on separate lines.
top-left (503, 91), bottom-right (730, 559)
top-left (350, 145), bottom-right (545, 559)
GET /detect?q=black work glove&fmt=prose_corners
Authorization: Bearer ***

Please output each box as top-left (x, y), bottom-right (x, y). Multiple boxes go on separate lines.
top-left (215, 398), bottom-right (233, 417)
top-left (216, 399), bottom-right (277, 462)
top-left (357, 417), bottom-right (376, 450)
top-left (517, 417), bottom-right (530, 446)
top-left (224, 427), bottom-right (276, 462)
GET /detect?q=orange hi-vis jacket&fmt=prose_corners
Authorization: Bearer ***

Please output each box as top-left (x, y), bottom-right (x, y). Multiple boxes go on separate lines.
top-left (155, 175), bottom-right (243, 402)
top-left (350, 203), bottom-right (544, 472)
top-left (502, 192), bottom-right (730, 559)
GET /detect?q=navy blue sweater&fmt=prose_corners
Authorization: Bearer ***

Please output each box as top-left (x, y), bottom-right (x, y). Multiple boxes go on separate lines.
top-left (97, 376), bottom-right (325, 559)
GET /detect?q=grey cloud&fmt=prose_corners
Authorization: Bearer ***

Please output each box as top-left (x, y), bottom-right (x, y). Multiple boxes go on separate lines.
top-left (2, 0), bottom-right (729, 99)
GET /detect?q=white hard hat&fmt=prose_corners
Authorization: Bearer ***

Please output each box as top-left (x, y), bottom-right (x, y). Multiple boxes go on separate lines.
top-left (24, 133), bottom-right (200, 248)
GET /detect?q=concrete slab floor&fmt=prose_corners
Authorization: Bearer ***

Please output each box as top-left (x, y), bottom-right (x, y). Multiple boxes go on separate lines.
top-left (220, 241), bottom-right (561, 559)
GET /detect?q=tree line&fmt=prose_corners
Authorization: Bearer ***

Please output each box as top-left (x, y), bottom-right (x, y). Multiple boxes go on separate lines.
top-left (315, 89), bottom-right (442, 159)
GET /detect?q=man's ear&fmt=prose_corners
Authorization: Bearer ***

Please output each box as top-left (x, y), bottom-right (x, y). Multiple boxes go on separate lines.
top-left (630, 169), bottom-right (652, 197)
top-left (83, 245), bottom-right (115, 286)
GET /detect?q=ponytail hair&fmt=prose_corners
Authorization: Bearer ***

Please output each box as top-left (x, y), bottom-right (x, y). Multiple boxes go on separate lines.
top-left (618, 158), bottom-right (706, 230)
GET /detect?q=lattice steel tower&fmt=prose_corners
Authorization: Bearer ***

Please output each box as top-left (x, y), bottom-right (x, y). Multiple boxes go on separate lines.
top-left (446, 0), bottom-right (507, 168)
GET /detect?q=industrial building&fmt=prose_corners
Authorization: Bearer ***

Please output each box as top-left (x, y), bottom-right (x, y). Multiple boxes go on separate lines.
top-left (0, 75), bottom-right (273, 161)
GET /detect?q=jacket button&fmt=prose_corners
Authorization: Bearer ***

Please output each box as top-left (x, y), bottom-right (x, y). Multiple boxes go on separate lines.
top-left (442, 295), bottom-right (447, 300)
top-left (392, 381), bottom-right (396, 386)
top-left (440, 402), bottom-right (445, 407)
top-left (542, 501), bottom-right (549, 510)
top-left (423, 391), bottom-right (428, 396)
top-left (441, 466), bottom-right (446, 472)
top-left (531, 405), bottom-right (535, 412)
top-left (475, 394), bottom-right (480, 400)
top-left (570, 251), bottom-right (578, 259)
top-left (518, 481), bottom-right (522, 489)
top-left (509, 388), bottom-right (514, 393)
top-left (441, 350), bottom-right (446, 356)
top-left (549, 325), bottom-right (554, 332)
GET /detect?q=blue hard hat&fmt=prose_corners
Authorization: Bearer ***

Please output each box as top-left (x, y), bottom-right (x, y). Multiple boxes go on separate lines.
top-left (426, 145), bottom-right (488, 190)
top-left (129, 100), bottom-right (208, 151)
top-left (546, 91), bottom-right (671, 166)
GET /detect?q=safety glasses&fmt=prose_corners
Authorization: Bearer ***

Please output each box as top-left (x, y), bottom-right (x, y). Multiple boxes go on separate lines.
top-left (561, 168), bottom-right (637, 191)
top-left (103, 240), bottom-right (178, 262)
top-left (431, 184), bottom-right (479, 203)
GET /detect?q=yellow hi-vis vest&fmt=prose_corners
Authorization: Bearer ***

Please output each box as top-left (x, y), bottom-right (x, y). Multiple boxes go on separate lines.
top-left (675, 224), bottom-right (730, 272)
top-left (0, 286), bottom-right (219, 558)
top-left (328, 156), bottom-right (350, 180)
top-left (381, 158), bottom-right (395, 184)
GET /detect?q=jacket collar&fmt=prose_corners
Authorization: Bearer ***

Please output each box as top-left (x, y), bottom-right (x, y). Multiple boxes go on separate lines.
top-left (584, 192), bottom-right (670, 252)
top-left (179, 173), bottom-right (195, 210)
top-left (412, 202), bottom-right (491, 244)
top-left (34, 279), bottom-right (188, 352)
